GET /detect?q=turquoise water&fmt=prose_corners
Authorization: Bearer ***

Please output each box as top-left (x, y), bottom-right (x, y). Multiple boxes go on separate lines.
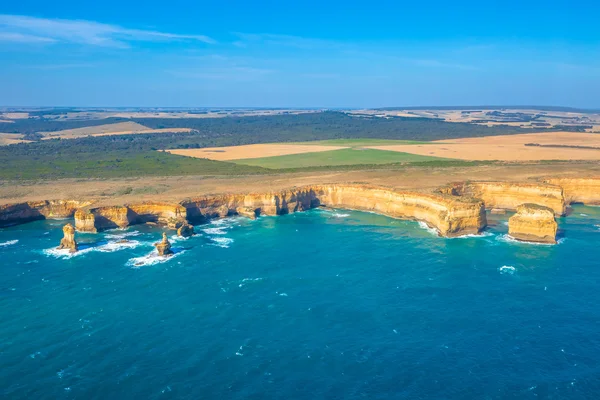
top-left (2, 206), bottom-right (600, 399)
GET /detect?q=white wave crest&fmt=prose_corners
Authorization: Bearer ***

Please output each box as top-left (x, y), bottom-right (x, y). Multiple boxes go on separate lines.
top-left (451, 231), bottom-right (494, 239)
top-left (202, 227), bottom-right (227, 235)
top-left (418, 221), bottom-right (439, 236)
top-left (210, 237), bottom-right (234, 248)
top-left (104, 231), bottom-right (141, 239)
top-left (332, 213), bottom-right (350, 218)
top-left (97, 240), bottom-right (141, 252)
top-left (44, 239), bottom-right (145, 259)
top-left (0, 239), bottom-right (18, 247)
top-left (127, 249), bottom-right (186, 268)
top-left (499, 265), bottom-right (516, 274)
top-left (496, 234), bottom-right (564, 246)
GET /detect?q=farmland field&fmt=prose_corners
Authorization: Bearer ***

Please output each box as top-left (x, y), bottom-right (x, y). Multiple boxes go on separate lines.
top-left (369, 131), bottom-right (600, 161)
top-left (230, 148), bottom-right (447, 169)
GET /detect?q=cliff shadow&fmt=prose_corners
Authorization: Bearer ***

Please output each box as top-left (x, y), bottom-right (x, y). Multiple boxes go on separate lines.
top-left (0, 203), bottom-right (45, 228)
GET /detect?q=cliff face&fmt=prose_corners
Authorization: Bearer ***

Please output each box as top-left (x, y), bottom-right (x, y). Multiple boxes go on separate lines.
top-left (75, 206), bottom-right (130, 232)
top-left (544, 178), bottom-right (600, 205)
top-left (444, 181), bottom-right (566, 216)
top-left (0, 200), bottom-right (92, 227)
top-left (128, 203), bottom-right (187, 225)
top-left (183, 185), bottom-right (487, 237)
top-left (57, 223), bottom-right (78, 253)
top-left (508, 203), bottom-right (558, 244)
top-left (74, 203), bottom-right (187, 232)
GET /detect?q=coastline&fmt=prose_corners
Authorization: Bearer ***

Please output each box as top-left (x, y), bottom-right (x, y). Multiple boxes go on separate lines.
top-left (2, 176), bottom-right (599, 243)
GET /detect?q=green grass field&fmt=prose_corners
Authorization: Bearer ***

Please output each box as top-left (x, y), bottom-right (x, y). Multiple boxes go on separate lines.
top-left (232, 148), bottom-right (448, 169)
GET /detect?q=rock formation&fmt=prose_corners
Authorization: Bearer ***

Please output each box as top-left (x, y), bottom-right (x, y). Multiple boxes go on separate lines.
top-left (154, 232), bottom-right (173, 256)
top-left (508, 203), bottom-right (558, 244)
top-left (440, 181), bottom-right (566, 216)
top-left (544, 178), bottom-right (600, 205)
top-left (57, 223), bottom-right (78, 253)
top-left (236, 206), bottom-right (259, 219)
top-left (177, 223), bottom-right (195, 237)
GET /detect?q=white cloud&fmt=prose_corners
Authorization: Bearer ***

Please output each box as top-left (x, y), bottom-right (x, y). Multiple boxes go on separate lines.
top-left (0, 14), bottom-right (214, 47)
top-left (0, 32), bottom-right (56, 43)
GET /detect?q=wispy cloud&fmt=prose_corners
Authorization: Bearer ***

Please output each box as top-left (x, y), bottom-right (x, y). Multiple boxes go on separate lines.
top-left (232, 32), bottom-right (344, 50)
top-left (0, 14), bottom-right (215, 47)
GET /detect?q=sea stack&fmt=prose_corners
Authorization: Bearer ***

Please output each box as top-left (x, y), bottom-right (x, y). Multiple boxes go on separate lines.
top-left (57, 223), bottom-right (78, 253)
top-left (508, 203), bottom-right (558, 244)
top-left (154, 232), bottom-right (173, 256)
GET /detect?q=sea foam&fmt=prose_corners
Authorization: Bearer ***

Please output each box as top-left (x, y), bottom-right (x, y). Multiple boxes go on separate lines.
top-left (0, 239), bottom-right (18, 247)
top-left (418, 221), bottom-right (440, 236)
top-left (127, 249), bottom-right (186, 268)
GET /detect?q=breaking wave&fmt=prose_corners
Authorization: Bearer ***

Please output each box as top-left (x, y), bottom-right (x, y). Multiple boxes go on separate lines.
top-left (44, 239), bottom-right (145, 259)
top-left (210, 237), bottom-right (234, 248)
top-left (499, 265), bottom-right (516, 275)
top-left (418, 221), bottom-right (440, 236)
top-left (496, 234), bottom-right (565, 246)
top-left (127, 248), bottom-right (186, 268)
top-left (0, 239), bottom-right (18, 247)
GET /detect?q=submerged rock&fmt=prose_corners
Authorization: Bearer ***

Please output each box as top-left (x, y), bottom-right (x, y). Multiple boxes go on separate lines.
top-left (57, 223), bottom-right (78, 253)
top-left (508, 203), bottom-right (558, 244)
top-left (154, 232), bottom-right (173, 256)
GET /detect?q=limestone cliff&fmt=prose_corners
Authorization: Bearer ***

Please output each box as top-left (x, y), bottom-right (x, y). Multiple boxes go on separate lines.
top-left (74, 203), bottom-right (186, 232)
top-left (2, 185), bottom-right (489, 237)
top-left (0, 200), bottom-right (92, 227)
top-left (183, 185), bottom-right (487, 237)
top-left (544, 178), bottom-right (600, 205)
top-left (75, 206), bottom-right (130, 232)
top-left (57, 223), bottom-right (78, 253)
top-left (508, 203), bottom-right (558, 244)
top-left (154, 232), bottom-right (173, 256)
top-left (441, 181), bottom-right (566, 216)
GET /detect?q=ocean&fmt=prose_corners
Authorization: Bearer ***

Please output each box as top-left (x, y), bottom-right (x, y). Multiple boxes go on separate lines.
top-left (1, 205), bottom-right (600, 399)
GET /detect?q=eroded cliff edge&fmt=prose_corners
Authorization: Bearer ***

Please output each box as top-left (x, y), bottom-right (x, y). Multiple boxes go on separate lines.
top-left (0, 200), bottom-right (93, 228)
top-left (71, 185), bottom-right (487, 237)
top-left (439, 181), bottom-right (566, 216)
top-left (544, 178), bottom-right (600, 206)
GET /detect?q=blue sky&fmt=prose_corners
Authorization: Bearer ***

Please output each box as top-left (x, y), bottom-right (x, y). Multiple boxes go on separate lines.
top-left (1, 0), bottom-right (599, 108)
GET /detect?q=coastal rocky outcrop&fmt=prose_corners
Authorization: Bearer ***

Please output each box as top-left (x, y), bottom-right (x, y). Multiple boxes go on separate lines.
top-left (57, 223), bottom-right (78, 253)
top-left (508, 203), bottom-right (558, 244)
top-left (440, 181), bottom-right (566, 216)
top-left (544, 178), bottom-right (600, 205)
top-left (154, 232), bottom-right (173, 256)
top-left (0, 200), bottom-right (93, 227)
top-left (177, 222), bottom-right (195, 237)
